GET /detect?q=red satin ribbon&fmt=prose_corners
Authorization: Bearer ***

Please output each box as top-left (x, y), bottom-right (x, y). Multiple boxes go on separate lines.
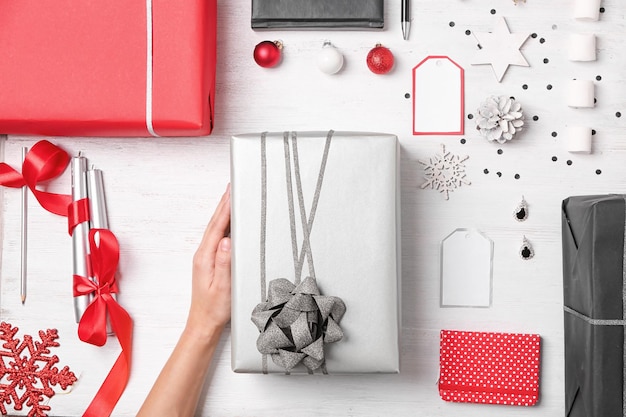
top-left (1, 140), bottom-right (132, 417)
top-left (74, 229), bottom-right (132, 417)
top-left (0, 140), bottom-right (72, 216)
top-left (68, 198), bottom-right (91, 236)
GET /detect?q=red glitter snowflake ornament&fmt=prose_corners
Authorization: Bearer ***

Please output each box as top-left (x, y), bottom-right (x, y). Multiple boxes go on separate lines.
top-left (0, 322), bottom-right (77, 417)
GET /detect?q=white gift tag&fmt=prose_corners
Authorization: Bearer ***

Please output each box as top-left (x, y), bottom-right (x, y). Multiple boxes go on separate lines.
top-left (412, 56), bottom-right (464, 135)
top-left (440, 229), bottom-right (493, 308)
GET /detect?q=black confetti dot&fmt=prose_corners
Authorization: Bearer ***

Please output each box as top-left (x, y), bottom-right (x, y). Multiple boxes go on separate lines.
top-left (465, 30), bottom-right (471, 35)
top-left (404, 93), bottom-right (411, 99)
top-left (449, 21), bottom-right (455, 27)
top-left (617, 112), bottom-right (622, 118)
top-left (510, 96), bottom-right (516, 100)
top-left (484, 168), bottom-right (489, 174)
top-left (496, 172), bottom-right (502, 177)
top-left (540, 38), bottom-right (546, 43)
top-left (522, 84), bottom-right (528, 90)
top-left (596, 75), bottom-right (602, 81)
top-left (600, 7), bottom-right (605, 13)
top-left (596, 169), bottom-right (602, 175)
top-left (592, 129), bottom-right (597, 135)
top-left (531, 33), bottom-right (538, 38)
top-left (547, 84), bottom-right (553, 90)
top-left (460, 138), bottom-right (466, 144)
top-left (514, 174), bottom-right (520, 180)
top-left (497, 149), bottom-right (503, 155)
top-left (567, 160), bottom-right (573, 166)
top-left (490, 9), bottom-right (496, 14)
top-left (552, 156), bottom-right (558, 162)
top-left (594, 98), bottom-right (597, 104)
top-left (543, 58), bottom-right (549, 64)
top-left (533, 115), bottom-right (539, 121)
top-left (468, 114), bottom-right (474, 120)
top-left (551, 131), bottom-right (558, 137)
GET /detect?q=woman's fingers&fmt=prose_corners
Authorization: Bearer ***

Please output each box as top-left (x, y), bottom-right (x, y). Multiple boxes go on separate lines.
top-left (196, 184), bottom-right (231, 265)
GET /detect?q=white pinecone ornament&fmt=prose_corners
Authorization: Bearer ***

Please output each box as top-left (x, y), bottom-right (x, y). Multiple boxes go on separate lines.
top-left (476, 96), bottom-right (524, 143)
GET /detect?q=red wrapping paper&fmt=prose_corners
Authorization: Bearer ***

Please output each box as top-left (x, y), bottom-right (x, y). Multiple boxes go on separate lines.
top-left (439, 330), bottom-right (541, 406)
top-left (0, 0), bottom-right (216, 137)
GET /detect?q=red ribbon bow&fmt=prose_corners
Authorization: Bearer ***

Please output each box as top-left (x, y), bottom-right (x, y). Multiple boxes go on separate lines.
top-left (73, 229), bottom-right (132, 417)
top-left (1, 140), bottom-right (133, 417)
top-left (0, 140), bottom-right (72, 216)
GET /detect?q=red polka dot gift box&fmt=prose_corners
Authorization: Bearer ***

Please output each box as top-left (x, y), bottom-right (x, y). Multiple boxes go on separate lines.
top-left (438, 330), bottom-right (541, 406)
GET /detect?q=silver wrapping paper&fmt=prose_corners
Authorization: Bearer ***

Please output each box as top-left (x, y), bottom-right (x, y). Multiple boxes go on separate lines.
top-left (231, 131), bottom-right (401, 374)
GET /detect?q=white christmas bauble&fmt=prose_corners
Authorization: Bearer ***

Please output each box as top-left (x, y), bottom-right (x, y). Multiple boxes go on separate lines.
top-left (317, 44), bottom-right (344, 74)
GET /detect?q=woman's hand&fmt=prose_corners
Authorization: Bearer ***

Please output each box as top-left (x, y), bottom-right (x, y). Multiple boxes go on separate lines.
top-left (186, 184), bottom-right (232, 339)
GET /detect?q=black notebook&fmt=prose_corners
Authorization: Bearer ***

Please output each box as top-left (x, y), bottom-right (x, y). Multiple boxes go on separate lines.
top-left (251, 0), bottom-right (384, 29)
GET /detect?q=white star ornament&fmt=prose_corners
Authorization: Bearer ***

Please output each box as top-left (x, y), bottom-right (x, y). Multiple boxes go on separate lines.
top-left (472, 17), bottom-right (530, 82)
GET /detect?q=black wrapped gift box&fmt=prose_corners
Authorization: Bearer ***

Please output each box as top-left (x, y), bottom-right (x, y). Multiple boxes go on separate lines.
top-left (251, 0), bottom-right (384, 29)
top-left (562, 195), bottom-right (625, 417)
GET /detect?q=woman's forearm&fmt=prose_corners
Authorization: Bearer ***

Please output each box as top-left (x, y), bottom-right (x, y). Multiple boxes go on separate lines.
top-left (137, 323), bottom-right (224, 417)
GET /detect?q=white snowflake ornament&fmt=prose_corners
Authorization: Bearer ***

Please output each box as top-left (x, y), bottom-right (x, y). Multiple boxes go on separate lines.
top-left (476, 95), bottom-right (524, 143)
top-left (419, 144), bottom-right (471, 200)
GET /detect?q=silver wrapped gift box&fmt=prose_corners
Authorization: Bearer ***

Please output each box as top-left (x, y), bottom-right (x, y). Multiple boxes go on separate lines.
top-left (230, 131), bottom-right (401, 374)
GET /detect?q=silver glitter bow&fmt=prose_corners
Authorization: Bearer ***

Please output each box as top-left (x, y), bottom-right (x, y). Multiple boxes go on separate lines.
top-left (251, 276), bottom-right (346, 371)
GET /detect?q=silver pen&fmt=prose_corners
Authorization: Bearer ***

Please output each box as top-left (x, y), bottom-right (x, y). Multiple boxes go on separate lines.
top-left (402, 0), bottom-right (411, 40)
top-left (71, 154), bottom-right (91, 322)
top-left (87, 166), bottom-right (116, 334)
top-left (20, 147), bottom-right (28, 305)
top-left (87, 167), bottom-right (109, 230)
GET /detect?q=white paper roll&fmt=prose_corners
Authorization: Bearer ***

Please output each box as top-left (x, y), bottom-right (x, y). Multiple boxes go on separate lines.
top-left (568, 33), bottom-right (597, 62)
top-left (566, 126), bottom-right (593, 153)
top-left (574, 0), bottom-right (601, 21)
top-left (567, 79), bottom-right (595, 108)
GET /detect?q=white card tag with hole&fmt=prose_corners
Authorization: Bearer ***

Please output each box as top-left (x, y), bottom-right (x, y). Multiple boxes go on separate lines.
top-left (440, 229), bottom-right (493, 307)
top-left (412, 56), bottom-right (465, 135)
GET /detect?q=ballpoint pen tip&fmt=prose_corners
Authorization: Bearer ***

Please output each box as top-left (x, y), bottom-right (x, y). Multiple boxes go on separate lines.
top-left (402, 22), bottom-right (410, 40)
top-left (21, 295), bottom-right (26, 305)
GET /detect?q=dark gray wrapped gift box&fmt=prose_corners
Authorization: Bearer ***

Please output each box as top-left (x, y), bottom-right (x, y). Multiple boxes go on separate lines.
top-left (251, 0), bottom-right (384, 29)
top-left (562, 195), bottom-right (625, 417)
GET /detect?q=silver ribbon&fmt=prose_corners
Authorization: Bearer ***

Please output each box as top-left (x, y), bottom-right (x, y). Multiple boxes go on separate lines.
top-left (563, 195), bottom-right (626, 415)
top-left (254, 131), bottom-right (346, 373)
top-left (252, 277), bottom-right (346, 371)
top-left (144, 0), bottom-right (159, 137)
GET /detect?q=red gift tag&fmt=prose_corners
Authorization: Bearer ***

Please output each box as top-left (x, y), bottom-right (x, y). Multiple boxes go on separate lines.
top-left (439, 330), bottom-right (541, 406)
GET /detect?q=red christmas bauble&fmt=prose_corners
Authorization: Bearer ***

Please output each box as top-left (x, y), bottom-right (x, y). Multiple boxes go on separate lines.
top-left (254, 40), bottom-right (282, 68)
top-left (366, 44), bottom-right (394, 74)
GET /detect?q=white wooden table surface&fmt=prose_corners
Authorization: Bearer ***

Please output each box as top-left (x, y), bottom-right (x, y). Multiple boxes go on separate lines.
top-left (1, 0), bottom-right (625, 415)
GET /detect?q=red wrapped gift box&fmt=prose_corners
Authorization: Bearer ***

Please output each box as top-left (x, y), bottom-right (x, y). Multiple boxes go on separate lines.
top-left (439, 330), bottom-right (541, 406)
top-left (0, 0), bottom-right (216, 137)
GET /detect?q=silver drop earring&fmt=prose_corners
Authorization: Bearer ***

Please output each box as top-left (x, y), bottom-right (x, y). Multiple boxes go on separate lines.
top-left (514, 196), bottom-right (529, 222)
top-left (520, 236), bottom-right (534, 260)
